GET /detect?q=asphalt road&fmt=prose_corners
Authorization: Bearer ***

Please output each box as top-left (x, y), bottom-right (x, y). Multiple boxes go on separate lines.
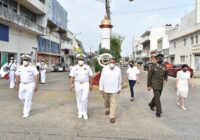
top-left (0, 70), bottom-right (200, 140)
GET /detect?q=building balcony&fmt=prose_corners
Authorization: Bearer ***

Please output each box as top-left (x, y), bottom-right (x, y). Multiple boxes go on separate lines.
top-left (0, 6), bottom-right (45, 35)
top-left (141, 52), bottom-right (150, 58)
top-left (140, 36), bottom-right (150, 44)
top-left (16, 0), bottom-right (45, 14)
top-left (61, 43), bottom-right (73, 51)
top-left (192, 44), bottom-right (200, 54)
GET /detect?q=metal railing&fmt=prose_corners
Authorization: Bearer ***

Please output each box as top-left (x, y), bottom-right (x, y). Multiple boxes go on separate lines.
top-left (0, 6), bottom-right (45, 34)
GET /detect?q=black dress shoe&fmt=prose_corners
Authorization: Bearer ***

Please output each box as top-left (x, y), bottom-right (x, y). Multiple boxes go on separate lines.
top-left (110, 118), bottom-right (115, 123)
top-left (148, 103), bottom-right (155, 111)
top-left (156, 113), bottom-right (161, 118)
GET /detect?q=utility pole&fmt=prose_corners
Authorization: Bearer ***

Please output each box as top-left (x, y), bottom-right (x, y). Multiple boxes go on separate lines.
top-left (105, 0), bottom-right (111, 19)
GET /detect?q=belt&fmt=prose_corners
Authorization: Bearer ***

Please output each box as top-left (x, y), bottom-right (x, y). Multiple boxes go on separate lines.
top-left (75, 81), bottom-right (88, 84)
top-left (21, 82), bottom-right (34, 85)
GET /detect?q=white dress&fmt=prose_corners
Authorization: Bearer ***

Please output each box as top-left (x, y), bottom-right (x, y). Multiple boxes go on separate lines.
top-left (176, 70), bottom-right (190, 98)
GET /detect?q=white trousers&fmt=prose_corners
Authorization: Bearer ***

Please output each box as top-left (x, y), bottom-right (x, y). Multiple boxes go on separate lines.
top-left (40, 70), bottom-right (46, 83)
top-left (18, 82), bottom-right (35, 116)
top-left (74, 82), bottom-right (90, 116)
top-left (9, 71), bottom-right (15, 88)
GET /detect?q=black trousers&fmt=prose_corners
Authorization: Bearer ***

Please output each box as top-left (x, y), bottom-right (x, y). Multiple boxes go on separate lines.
top-left (149, 89), bottom-right (162, 113)
top-left (128, 80), bottom-right (136, 97)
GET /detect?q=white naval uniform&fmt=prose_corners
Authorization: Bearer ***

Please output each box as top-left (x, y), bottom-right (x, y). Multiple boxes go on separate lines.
top-left (69, 64), bottom-right (93, 116)
top-left (39, 63), bottom-right (47, 83)
top-left (8, 62), bottom-right (18, 88)
top-left (15, 64), bottom-right (39, 116)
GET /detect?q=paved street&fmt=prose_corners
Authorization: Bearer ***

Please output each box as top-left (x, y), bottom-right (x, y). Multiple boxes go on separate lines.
top-left (0, 70), bottom-right (200, 140)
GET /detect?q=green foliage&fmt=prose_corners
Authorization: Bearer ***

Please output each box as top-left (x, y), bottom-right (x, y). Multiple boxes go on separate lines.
top-left (110, 35), bottom-right (122, 61)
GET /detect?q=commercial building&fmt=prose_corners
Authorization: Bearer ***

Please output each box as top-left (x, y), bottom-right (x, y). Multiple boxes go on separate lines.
top-left (0, 0), bottom-right (46, 65)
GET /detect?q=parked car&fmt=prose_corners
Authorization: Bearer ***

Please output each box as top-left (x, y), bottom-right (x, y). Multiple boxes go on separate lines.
top-left (52, 63), bottom-right (69, 72)
top-left (143, 62), bottom-right (153, 71)
top-left (167, 64), bottom-right (193, 78)
top-left (163, 62), bottom-right (173, 70)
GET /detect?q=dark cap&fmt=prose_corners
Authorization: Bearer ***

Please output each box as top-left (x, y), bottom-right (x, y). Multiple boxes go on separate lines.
top-left (155, 54), bottom-right (164, 58)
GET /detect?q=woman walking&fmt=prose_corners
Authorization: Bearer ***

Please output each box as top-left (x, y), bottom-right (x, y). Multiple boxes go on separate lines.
top-left (126, 61), bottom-right (140, 101)
top-left (176, 64), bottom-right (193, 110)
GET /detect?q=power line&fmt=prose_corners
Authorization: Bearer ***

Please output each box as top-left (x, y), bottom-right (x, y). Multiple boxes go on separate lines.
top-left (112, 3), bottom-right (194, 15)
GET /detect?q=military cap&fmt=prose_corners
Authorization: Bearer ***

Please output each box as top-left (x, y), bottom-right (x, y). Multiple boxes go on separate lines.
top-left (21, 54), bottom-right (31, 60)
top-left (10, 57), bottom-right (14, 60)
top-left (155, 54), bottom-right (164, 58)
top-left (77, 54), bottom-right (84, 60)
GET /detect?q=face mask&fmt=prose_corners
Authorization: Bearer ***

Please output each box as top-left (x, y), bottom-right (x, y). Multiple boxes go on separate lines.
top-left (109, 63), bottom-right (115, 69)
top-left (129, 64), bottom-right (133, 68)
top-left (78, 60), bottom-right (84, 66)
top-left (183, 69), bottom-right (187, 72)
top-left (23, 61), bottom-right (29, 66)
top-left (10, 60), bottom-right (13, 63)
top-left (157, 60), bottom-right (163, 64)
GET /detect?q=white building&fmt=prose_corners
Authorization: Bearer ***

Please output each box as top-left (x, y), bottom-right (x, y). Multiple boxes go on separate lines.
top-left (134, 26), bottom-right (169, 63)
top-left (0, 0), bottom-right (46, 65)
top-left (61, 30), bottom-right (76, 66)
top-left (168, 0), bottom-right (200, 75)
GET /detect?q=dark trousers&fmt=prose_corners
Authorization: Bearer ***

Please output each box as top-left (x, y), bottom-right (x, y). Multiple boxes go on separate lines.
top-left (128, 80), bottom-right (136, 97)
top-left (149, 89), bottom-right (162, 113)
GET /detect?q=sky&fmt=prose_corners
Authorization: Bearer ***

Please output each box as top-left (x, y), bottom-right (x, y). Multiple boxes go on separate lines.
top-left (57, 0), bottom-right (195, 56)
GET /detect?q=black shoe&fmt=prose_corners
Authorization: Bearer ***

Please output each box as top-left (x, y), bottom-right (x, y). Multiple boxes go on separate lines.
top-left (148, 103), bottom-right (155, 111)
top-left (156, 113), bottom-right (161, 118)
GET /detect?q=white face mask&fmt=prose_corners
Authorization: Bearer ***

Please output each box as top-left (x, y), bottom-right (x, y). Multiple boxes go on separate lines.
top-left (78, 60), bottom-right (84, 66)
top-left (109, 63), bottom-right (115, 69)
top-left (23, 61), bottom-right (29, 66)
top-left (10, 60), bottom-right (13, 63)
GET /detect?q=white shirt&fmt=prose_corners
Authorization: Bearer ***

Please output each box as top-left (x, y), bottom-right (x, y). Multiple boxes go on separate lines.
top-left (15, 64), bottom-right (39, 83)
top-left (99, 65), bottom-right (122, 93)
top-left (69, 64), bottom-right (93, 82)
top-left (38, 62), bottom-right (47, 70)
top-left (126, 66), bottom-right (140, 80)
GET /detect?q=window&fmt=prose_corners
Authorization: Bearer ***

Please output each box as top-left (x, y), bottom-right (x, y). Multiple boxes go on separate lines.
top-left (180, 56), bottom-right (185, 62)
top-left (191, 36), bottom-right (194, 45)
top-left (174, 42), bottom-right (176, 48)
top-left (0, 23), bottom-right (9, 42)
top-left (184, 39), bottom-right (187, 46)
top-left (20, 5), bottom-right (36, 22)
top-left (0, 0), bottom-right (17, 12)
top-left (196, 35), bottom-right (198, 44)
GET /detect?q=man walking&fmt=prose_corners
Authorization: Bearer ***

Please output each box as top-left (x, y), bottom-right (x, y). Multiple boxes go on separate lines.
top-left (16, 54), bottom-right (39, 118)
top-left (8, 57), bottom-right (18, 88)
top-left (38, 59), bottom-right (47, 84)
top-left (147, 54), bottom-right (168, 117)
top-left (69, 55), bottom-right (93, 120)
top-left (99, 57), bottom-right (122, 123)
